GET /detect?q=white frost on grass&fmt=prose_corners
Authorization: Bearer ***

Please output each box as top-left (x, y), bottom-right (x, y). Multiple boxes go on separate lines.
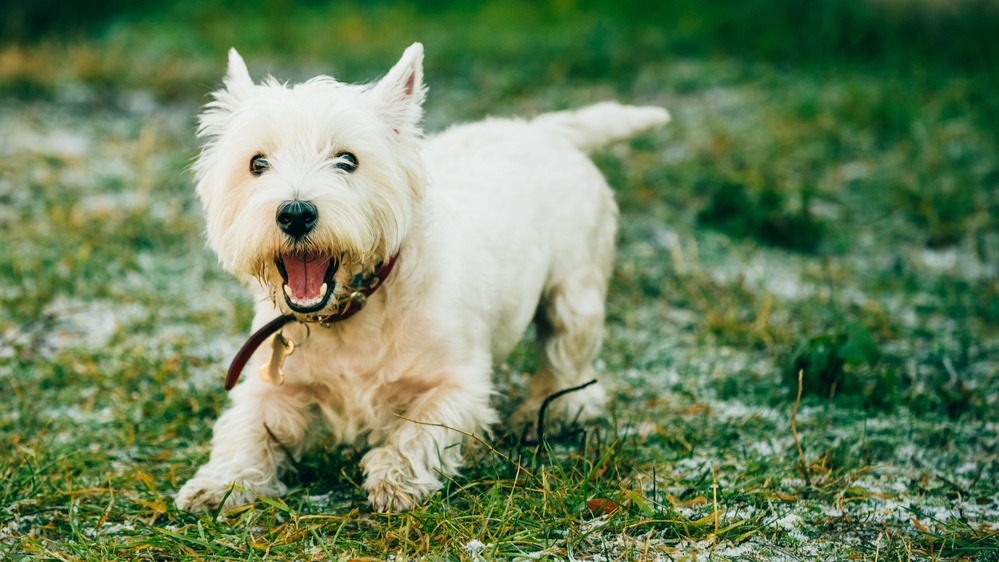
top-left (709, 399), bottom-right (786, 424)
top-left (84, 520), bottom-right (137, 537)
top-left (748, 435), bottom-right (795, 457)
top-left (580, 515), bottom-right (612, 532)
top-left (917, 246), bottom-right (996, 279)
top-left (463, 539), bottom-right (488, 561)
top-left (40, 296), bottom-right (147, 352)
top-left (832, 466), bottom-right (999, 530)
top-left (43, 405), bottom-right (113, 423)
top-left (77, 191), bottom-right (147, 215)
top-left (772, 511), bottom-right (809, 541)
top-left (705, 252), bottom-right (810, 301)
top-left (0, 519), bottom-right (21, 542)
top-left (620, 366), bottom-right (681, 389)
top-left (1, 128), bottom-right (91, 158)
top-left (301, 490), bottom-right (356, 513)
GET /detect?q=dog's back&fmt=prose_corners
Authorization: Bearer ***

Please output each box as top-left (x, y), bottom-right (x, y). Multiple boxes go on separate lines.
top-left (417, 102), bottom-right (668, 435)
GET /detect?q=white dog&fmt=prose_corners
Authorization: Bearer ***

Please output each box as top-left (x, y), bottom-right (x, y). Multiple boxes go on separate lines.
top-left (176, 43), bottom-right (669, 513)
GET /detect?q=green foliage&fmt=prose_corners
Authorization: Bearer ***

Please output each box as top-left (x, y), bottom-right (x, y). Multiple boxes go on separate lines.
top-left (6, 0), bottom-right (999, 76)
top-left (698, 181), bottom-right (826, 253)
top-left (787, 323), bottom-right (895, 409)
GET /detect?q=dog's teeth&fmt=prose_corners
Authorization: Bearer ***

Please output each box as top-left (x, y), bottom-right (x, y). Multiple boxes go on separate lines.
top-left (320, 282), bottom-right (328, 296)
top-left (283, 285), bottom-right (293, 298)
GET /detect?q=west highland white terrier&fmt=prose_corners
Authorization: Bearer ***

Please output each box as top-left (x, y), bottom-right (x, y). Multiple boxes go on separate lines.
top-left (176, 43), bottom-right (669, 513)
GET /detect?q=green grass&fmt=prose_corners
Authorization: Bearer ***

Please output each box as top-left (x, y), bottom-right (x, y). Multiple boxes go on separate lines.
top-left (2, 1), bottom-right (998, 560)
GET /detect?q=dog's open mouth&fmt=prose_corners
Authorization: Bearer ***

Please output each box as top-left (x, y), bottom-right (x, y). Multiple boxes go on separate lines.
top-left (275, 252), bottom-right (339, 313)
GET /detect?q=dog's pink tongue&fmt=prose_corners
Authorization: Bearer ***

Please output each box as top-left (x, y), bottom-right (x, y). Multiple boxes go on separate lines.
top-left (282, 253), bottom-right (330, 300)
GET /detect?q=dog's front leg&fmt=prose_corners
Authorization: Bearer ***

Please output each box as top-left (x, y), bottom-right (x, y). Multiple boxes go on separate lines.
top-left (361, 381), bottom-right (496, 512)
top-left (176, 382), bottom-right (314, 513)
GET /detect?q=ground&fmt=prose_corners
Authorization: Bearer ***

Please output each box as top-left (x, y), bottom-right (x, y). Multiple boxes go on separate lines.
top-left (1, 1), bottom-right (997, 560)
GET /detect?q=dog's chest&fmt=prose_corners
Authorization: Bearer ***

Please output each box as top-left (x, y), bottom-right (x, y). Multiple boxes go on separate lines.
top-left (278, 323), bottom-right (427, 444)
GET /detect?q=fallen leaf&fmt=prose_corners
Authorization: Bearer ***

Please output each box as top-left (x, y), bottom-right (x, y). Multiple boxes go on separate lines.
top-left (586, 498), bottom-right (620, 516)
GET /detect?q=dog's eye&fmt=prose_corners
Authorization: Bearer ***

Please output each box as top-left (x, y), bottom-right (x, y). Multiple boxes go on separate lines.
top-left (250, 154), bottom-right (271, 176)
top-left (333, 152), bottom-right (358, 173)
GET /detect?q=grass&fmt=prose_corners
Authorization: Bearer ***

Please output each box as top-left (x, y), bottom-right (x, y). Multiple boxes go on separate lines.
top-left (2, 1), bottom-right (998, 560)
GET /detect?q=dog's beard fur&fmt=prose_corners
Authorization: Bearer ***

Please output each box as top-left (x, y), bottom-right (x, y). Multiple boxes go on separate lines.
top-left (176, 42), bottom-right (669, 514)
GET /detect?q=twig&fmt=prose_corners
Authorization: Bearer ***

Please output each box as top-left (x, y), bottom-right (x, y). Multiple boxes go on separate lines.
top-left (933, 471), bottom-right (969, 498)
top-left (712, 465), bottom-right (720, 538)
top-left (791, 369), bottom-right (812, 488)
top-left (264, 422), bottom-right (298, 472)
top-left (536, 379), bottom-right (598, 444)
top-left (678, 465), bottom-right (713, 500)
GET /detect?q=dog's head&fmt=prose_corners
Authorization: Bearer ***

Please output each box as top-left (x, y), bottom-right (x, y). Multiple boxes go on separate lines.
top-left (194, 43), bottom-right (426, 318)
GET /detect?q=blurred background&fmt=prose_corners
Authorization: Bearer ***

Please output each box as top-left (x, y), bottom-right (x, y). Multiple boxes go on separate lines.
top-left (2, 0), bottom-right (998, 104)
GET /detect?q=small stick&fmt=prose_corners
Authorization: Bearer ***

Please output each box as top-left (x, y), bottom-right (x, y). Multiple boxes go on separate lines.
top-left (791, 369), bottom-right (812, 488)
top-left (536, 379), bottom-right (598, 444)
top-left (712, 465), bottom-right (719, 538)
top-left (264, 422), bottom-right (297, 470)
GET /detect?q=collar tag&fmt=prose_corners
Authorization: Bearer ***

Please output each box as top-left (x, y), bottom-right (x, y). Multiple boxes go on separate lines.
top-left (260, 331), bottom-right (295, 386)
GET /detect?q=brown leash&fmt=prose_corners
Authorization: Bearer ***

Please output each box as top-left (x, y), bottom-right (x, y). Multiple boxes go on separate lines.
top-left (223, 253), bottom-right (400, 391)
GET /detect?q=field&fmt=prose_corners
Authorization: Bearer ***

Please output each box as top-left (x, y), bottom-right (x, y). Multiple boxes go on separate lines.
top-left (1, 1), bottom-right (997, 560)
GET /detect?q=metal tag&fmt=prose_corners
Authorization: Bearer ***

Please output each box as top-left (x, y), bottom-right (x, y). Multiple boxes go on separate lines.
top-left (260, 331), bottom-right (294, 386)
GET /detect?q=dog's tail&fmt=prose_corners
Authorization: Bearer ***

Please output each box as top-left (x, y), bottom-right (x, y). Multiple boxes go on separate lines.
top-left (532, 101), bottom-right (670, 153)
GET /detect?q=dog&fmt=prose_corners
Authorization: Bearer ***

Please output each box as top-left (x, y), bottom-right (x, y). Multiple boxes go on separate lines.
top-left (175, 43), bottom-right (669, 513)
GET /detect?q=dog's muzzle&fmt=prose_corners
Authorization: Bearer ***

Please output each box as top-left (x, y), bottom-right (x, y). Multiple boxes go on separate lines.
top-left (274, 199), bottom-right (334, 313)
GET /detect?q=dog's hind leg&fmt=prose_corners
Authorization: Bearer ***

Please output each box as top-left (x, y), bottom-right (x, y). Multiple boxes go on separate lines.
top-left (513, 266), bottom-right (611, 438)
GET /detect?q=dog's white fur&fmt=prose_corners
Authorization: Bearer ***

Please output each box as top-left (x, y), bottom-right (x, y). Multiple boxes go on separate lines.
top-left (176, 43), bottom-right (669, 513)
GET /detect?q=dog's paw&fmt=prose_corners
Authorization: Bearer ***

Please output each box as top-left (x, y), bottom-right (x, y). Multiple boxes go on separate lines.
top-left (366, 480), bottom-right (417, 513)
top-left (361, 446), bottom-right (441, 513)
top-left (176, 478), bottom-right (241, 513)
top-left (175, 475), bottom-right (279, 514)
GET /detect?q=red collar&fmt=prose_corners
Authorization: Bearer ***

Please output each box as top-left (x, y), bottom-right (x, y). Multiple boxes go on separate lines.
top-left (316, 252), bottom-right (399, 325)
top-left (223, 253), bottom-right (400, 390)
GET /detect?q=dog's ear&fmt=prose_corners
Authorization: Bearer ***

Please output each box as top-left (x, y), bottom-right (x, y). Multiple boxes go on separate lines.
top-left (197, 49), bottom-right (254, 139)
top-left (373, 42), bottom-right (426, 131)
top-left (224, 48), bottom-right (254, 99)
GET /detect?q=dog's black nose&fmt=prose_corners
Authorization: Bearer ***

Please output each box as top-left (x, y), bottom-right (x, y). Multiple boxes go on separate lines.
top-left (276, 200), bottom-right (319, 238)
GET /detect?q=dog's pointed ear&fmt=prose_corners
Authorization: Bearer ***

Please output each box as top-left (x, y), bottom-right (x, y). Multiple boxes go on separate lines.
top-left (197, 49), bottom-right (254, 140)
top-left (373, 42), bottom-right (426, 131)
top-left (224, 48), bottom-right (254, 98)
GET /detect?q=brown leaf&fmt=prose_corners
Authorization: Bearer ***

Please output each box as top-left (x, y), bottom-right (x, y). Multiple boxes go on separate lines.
top-left (586, 498), bottom-right (620, 516)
